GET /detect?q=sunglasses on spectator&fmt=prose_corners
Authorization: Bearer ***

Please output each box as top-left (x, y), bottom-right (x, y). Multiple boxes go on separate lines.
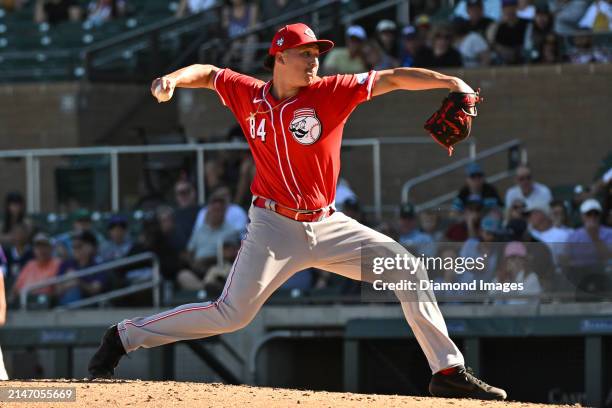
top-left (585, 210), bottom-right (601, 217)
top-left (512, 204), bottom-right (526, 210)
top-left (517, 175), bottom-right (531, 181)
top-left (469, 173), bottom-right (484, 178)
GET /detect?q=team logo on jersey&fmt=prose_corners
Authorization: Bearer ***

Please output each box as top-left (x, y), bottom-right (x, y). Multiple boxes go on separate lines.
top-left (289, 108), bottom-right (322, 145)
top-left (304, 28), bottom-right (316, 39)
top-left (276, 37), bottom-right (284, 47)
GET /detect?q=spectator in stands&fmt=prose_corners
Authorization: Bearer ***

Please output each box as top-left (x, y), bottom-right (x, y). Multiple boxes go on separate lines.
top-left (335, 178), bottom-right (358, 212)
top-left (55, 231), bottom-right (105, 306)
top-left (1, 192), bottom-right (26, 247)
top-left (524, 4), bottom-right (556, 62)
top-left (550, 0), bottom-right (589, 34)
top-left (414, 14), bottom-right (433, 45)
top-left (504, 198), bottom-right (527, 226)
top-left (459, 0), bottom-right (495, 38)
top-left (172, 180), bottom-right (201, 251)
top-left (414, 27), bottom-right (463, 68)
top-left (419, 210), bottom-right (444, 242)
top-left (361, 40), bottom-right (398, 70)
top-left (550, 200), bottom-right (573, 231)
top-left (398, 203), bottom-right (436, 257)
top-left (4, 223), bottom-right (33, 279)
top-left (322, 25), bottom-right (368, 74)
top-left (578, 0), bottom-right (612, 32)
top-left (177, 190), bottom-right (238, 290)
top-left (567, 29), bottom-right (612, 63)
top-left (492, 241), bottom-right (542, 304)
top-left (517, 0), bottom-right (536, 20)
top-left (504, 165), bottom-right (552, 211)
top-left (399, 25), bottom-right (423, 67)
top-left (454, 18), bottom-right (491, 67)
top-left (432, 244), bottom-right (475, 303)
top-left (121, 215), bottom-right (182, 288)
top-left (221, 0), bottom-right (259, 72)
top-left (526, 198), bottom-right (570, 263)
top-left (488, 0), bottom-right (530, 64)
top-left (176, 0), bottom-right (217, 18)
top-left (453, 163), bottom-right (503, 212)
top-left (201, 232), bottom-right (241, 297)
top-left (85, 0), bottom-right (126, 27)
top-left (156, 206), bottom-right (183, 255)
top-left (34, 0), bottom-right (83, 24)
top-left (446, 196), bottom-right (483, 241)
top-left (505, 217), bottom-right (557, 292)
top-left (2, 196), bottom-right (26, 259)
top-left (454, 0), bottom-right (501, 23)
top-left (460, 215), bottom-right (503, 280)
top-left (99, 215), bottom-right (133, 262)
top-left (375, 19), bottom-right (400, 59)
top-left (343, 197), bottom-right (369, 226)
top-left (193, 186), bottom-right (247, 235)
top-left (566, 199), bottom-right (612, 266)
top-left (54, 209), bottom-right (105, 259)
top-left (8, 233), bottom-right (61, 305)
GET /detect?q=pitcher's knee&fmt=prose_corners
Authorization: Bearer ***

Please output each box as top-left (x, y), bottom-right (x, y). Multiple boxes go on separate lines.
top-left (216, 303), bottom-right (256, 333)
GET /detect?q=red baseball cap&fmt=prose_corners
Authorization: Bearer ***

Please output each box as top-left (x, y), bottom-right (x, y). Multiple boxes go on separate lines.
top-left (268, 23), bottom-right (334, 56)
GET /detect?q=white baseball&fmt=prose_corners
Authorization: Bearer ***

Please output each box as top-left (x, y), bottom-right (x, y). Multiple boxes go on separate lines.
top-left (154, 82), bottom-right (174, 103)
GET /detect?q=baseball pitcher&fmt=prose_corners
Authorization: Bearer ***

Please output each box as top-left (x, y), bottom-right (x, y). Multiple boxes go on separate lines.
top-left (89, 23), bottom-right (505, 400)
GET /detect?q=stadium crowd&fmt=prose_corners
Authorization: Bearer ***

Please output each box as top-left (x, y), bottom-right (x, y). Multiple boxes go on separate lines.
top-left (1, 161), bottom-right (611, 309)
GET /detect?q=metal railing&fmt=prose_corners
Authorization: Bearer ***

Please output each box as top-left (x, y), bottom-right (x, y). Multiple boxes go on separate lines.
top-left (0, 137), bottom-right (476, 222)
top-left (20, 252), bottom-right (160, 310)
top-left (401, 138), bottom-right (527, 210)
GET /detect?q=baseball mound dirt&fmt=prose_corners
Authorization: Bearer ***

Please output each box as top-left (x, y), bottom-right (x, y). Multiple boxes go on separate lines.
top-left (0, 380), bottom-right (583, 408)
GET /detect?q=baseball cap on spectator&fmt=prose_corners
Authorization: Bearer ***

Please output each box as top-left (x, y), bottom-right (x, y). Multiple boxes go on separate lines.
top-left (33, 232), bottom-right (52, 246)
top-left (209, 188), bottom-right (229, 205)
top-left (376, 19), bottom-right (397, 33)
top-left (467, 0), bottom-right (483, 7)
top-left (504, 241), bottom-right (527, 257)
top-left (415, 14), bottom-right (431, 27)
top-left (580, 199), bottom-right (602, 214)
top-left (343, 197), bottom-right (362, 212)
top-left (480, 216), bottom-right (502, 234)
top-left (502, 0), bottom-right (518, 7)
top-left (72, 208), bottom-right (92, 222)
top-left (466, 162), bottom-right (484, 177)
top-left (6, 191), bottom-right (24, 204)
top-left (73, 230), bottom-right (98, 247)
top-left (346, 25), bottom-right (367, 40)
top-left (399, 203), bottom-right (416, 218)
top-left (525, 199), bottom-right (550, 215)
top-left (402, 25), bottom-right (418, 39)
top-left (535, 3), bottom-right (549, 13)
top-left (573, 184), bottom-right (587, 195)
top-left (108, 214), bottom-right (128, 230)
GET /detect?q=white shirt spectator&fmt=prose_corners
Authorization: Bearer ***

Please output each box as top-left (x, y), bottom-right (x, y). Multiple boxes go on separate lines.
top-left (454, 0), bottom-right (501, 21)
top-left (517, 4), bottom-right (536, 19)
top-left (530, 226), bottom-right (570, 263)
top-left (186, 0), bottom-right (216, 13)
top-left (335, 178), bottom-right (358, 211)
top-left (579, 0), bottom-right (612, 31)
top-left (457, 31), bottom-right (490, 67)
top-left (193, 204), bottom-right (248, 235)
top-left (505, 182), bottom-right (552, 211)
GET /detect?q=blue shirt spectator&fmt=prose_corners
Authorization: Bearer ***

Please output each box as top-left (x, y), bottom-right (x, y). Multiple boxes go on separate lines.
top-left (398, 203), bottom-right (436, 257)
top-left (567, 199), bottom-right (612, 267)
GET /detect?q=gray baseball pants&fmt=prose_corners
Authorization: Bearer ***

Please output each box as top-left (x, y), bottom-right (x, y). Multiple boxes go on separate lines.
top-left (117, 205), bottom-right (464, 373)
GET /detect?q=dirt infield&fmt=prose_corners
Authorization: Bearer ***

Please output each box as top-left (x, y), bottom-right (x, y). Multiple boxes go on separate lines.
top-left (0, 380), bottom-right (582, 408)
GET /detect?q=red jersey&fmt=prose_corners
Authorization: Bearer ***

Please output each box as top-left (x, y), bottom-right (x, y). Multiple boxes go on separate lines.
top-left (213, 68), bottom-right (378, 210)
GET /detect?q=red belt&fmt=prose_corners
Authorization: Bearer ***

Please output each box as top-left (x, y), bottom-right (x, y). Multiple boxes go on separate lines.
top-left (253, 197), bottom-right (334, 222)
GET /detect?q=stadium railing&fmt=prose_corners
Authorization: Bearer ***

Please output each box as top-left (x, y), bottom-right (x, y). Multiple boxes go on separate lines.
top-left (401, 138), bottom-right (527, 210)
top-left (0, 137), bottom-right (469, 220)
top-left (19, 251), bottom-right (161, 310)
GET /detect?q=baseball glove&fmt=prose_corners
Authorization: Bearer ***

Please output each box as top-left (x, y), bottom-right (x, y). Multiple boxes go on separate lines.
top-left (424, 90), bottom-right (482, 156)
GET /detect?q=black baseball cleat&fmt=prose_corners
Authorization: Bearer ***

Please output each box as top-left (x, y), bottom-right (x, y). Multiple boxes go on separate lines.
top-left (88, 325), bottom-right (126, 379)
top-left (429, 366), bottom-right (507, 400)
